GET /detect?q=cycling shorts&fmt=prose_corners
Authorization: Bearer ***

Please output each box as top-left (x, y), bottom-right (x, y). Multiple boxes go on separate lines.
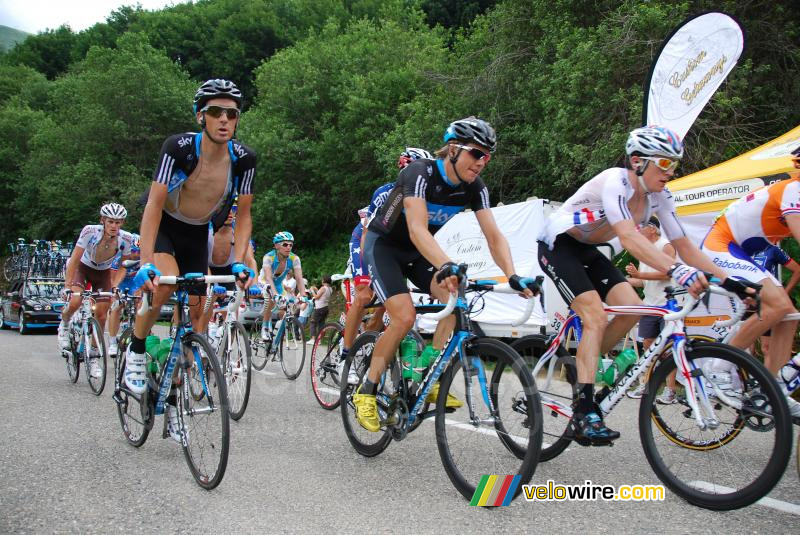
top-left (699, 239), bottom-right (778, 286)
top-left (363, 232), bottom-right (435, 303)
top-left (209, 264), bottom-right (235, 292)
top-left (538, 233), bottom-right (627, 305)
top-left (154, 211), bottom-right (209, 295)
top-left (638, 315), bottom-right (665, 340)
top-left (70, 262), bottom-right (112, 302)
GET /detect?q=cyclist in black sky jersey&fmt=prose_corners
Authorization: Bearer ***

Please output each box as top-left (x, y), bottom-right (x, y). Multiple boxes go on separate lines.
top-left (354, 117), bottom-right (539, 432)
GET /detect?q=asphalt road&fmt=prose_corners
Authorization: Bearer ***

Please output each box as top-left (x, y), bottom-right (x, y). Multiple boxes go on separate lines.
top-left (1, 327), bottom-right (798, 534)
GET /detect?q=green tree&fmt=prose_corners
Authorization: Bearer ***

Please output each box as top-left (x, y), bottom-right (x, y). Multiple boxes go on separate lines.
top-left (14, 32), bottom-right (196, 238)
top-left (2, 25), bottom-right (77, 80)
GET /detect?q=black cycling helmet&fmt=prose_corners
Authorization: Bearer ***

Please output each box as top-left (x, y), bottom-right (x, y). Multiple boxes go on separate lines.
top-left (193, 79), bottom-right (242, 113)
top-left (443, 116), bottom-right (497, 152)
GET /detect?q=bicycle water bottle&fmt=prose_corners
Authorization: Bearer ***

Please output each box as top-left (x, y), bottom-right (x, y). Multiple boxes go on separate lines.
top-left (155, 339), bottom-right (172, 367)
top-left (597, 348), bottom-right (637, 386)
top-left (413, 344), bottom-right (437, 383)
top-left (399, 335), bottom-right (417, 380)
top-left (778, 353), bottom-right (800, 392)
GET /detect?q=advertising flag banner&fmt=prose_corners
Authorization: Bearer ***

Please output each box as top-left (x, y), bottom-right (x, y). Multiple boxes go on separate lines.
top-left (644, 12), bottom-right (744, 138)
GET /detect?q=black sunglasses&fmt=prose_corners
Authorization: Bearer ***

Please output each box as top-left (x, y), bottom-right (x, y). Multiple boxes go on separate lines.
top-left (455, 144), bottom-right (491, 162)
top-left (201, 105), bottom-right (240, 120)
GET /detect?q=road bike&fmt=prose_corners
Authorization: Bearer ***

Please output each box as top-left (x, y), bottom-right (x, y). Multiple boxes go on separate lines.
top-left (61, 289), bottom-right (113, 395)
top-left (205, 285), bottom-right (252, 421)
top-left (339, 266), bottom-right (544, 502)
top-left (517, 283), bottom-right (791, 510)
top-left (249, 289), bottom-right (306, 379)
top-left (113, 273), bottom-right (231, 490)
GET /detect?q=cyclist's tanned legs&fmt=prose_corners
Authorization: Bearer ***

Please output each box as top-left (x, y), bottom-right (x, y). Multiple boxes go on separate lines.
top-left (367, 292), bottom-right (414, 383)
top-left (343, 283), bottom-right (373, 349)
top-left (728, 279), bottom-right (797, 374)
top-left (133, 252), bottom-right (179, 340)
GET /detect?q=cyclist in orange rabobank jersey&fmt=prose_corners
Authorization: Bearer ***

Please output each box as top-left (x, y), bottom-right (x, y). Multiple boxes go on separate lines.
top-left (700, 151), bottom-right (800, 415)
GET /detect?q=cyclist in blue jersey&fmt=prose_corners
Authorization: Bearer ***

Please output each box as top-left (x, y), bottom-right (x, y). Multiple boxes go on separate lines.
top-left (339, 148), bottom-right (433, 382)
top-left (259, 231), bottom-right (306, 340)
top-left (354, 118), bottom-right (539, 432)
top-left (126, 79), bottom-right (257, 430)
top-left (107, 233), bottom-right (141, 358)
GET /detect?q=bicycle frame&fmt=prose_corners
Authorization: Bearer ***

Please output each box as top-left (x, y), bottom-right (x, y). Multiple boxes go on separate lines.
top-left (533, 289), bottom-right (743, 431)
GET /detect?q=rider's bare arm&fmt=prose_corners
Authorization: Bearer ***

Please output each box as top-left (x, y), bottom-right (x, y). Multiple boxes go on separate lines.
top-left (670, 237), bottom-right (727, 281)
top-left (614, 219), bottom-right (680, 273)
top-left (475, 208), bottom-right (516, 278)
top-left (783, 259), bottom-right (800, 294)
top-left (233, 194), bottom-right (253, 265)
top-left (294, 265), bottom-right (305, 296)
top-left (64, 245), bottom-right (84, 287)
top-left (139, 183), bottom-right (167, 266)
top-left (404, 196), bottom-right (450, 269)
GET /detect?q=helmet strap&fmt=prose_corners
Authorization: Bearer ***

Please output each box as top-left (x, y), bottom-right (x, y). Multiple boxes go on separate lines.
top-left (447, 147), bottom-right (465, 185)
top-left (635, 160), bottom-right (652, 194)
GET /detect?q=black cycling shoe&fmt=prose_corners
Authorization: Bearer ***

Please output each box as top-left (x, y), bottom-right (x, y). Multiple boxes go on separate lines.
top-left (571, 411), bottom-right (620, 445)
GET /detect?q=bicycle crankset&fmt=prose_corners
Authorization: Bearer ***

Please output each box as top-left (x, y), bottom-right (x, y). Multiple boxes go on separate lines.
top-left (385, 396), bottom-right (409, 441)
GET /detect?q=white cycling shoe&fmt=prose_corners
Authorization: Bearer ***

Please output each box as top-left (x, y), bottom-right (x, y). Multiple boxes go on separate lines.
top-left (124, 347), bottom-right (148, 394)
top-left (166, 404), bottom-right (186, 443)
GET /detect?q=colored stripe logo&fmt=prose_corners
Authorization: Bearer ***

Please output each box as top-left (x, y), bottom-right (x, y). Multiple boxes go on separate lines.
top-left (469, 475), bottom-right (521, 506)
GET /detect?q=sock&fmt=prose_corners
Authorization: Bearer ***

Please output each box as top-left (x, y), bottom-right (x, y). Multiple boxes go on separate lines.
top-left (341, 348), bottom-right (350, 358)
top-left (130, 335), bottom-right (146, 354)
top-left (576, 383), bottom-right (594, 416)
top-left (361, 378), bottom-right (377, 396)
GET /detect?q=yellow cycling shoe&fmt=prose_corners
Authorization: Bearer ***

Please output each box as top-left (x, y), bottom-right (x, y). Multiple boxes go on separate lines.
top-left (352, 386), bottom-right (381, 432)
top-left (426, 382), bottom-right (464, 409)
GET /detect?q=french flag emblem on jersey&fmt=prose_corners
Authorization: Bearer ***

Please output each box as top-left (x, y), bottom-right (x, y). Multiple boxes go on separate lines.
top-left (573, 208), bottom-right (601, 225)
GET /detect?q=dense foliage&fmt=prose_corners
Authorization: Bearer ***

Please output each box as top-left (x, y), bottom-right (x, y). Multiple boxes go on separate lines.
top-left (1, 0), bottom-right (798, 280)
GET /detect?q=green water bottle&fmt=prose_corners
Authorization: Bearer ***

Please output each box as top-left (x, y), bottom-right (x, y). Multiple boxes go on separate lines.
top-left (413, 344), bottom-right (437, 383)
top-left (155, 338), bottom-right (172, 366)
top-left (145, 335), bottom-right (161, 374)
top-left (612, 348), bottom-right (637, 381)
top-left (399, 335), bottom-right (417, 380)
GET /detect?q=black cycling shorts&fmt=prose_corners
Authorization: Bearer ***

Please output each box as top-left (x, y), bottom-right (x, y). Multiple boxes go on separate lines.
top-left (538, 233), bottom-right (626, 305)
top-left (209, 264), bottom-right (235, 291)
top-left (363, 232), bottom-right (435, 302)
top-left (155, 211), bottom-right (209, 295)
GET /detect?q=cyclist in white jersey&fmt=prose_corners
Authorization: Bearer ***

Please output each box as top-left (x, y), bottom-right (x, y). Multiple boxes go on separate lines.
top-left (59, 203), bottom-right (134, 359)
top-left (537, 126), bottom-right (750, 443)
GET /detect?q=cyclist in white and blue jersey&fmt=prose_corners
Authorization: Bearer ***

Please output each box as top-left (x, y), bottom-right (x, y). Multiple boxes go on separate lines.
top-left (107, 233), bottom-right (140, 358)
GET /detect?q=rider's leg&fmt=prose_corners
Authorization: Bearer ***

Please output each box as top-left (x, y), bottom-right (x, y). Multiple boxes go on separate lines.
top-left (599, 282), bottom-right (643, 354)
top-left (728, 279), bottom-right (796, 374)
top-left (61, 287), bottom-right (83, 323)
top-left (364, 305), bottom-right (386, 332)
top-left (365, 293), bottom-right (415, 386)
top-left (107, 302), bottom-right (121, 339)
top-left (429, 279), bottom-right (455, 350)
top-left (343, 283), bottom-right (371, 350)
top-left (570, 290), bottom-right (609, 385)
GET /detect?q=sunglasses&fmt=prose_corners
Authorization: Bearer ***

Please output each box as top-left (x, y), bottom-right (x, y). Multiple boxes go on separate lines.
top-left (641, 156), bottom-right (679, 173)
top-left (455, 144), bottom-right (491, 163)
top-left (201, 105), bottom-right (241, 120)
top-left (279, 242), bottom-right (293, 247)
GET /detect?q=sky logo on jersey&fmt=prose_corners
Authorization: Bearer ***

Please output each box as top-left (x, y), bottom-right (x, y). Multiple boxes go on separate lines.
top-left (427, 203), bottom-right (465, 225)
top-left (470, 475), bottom-right (522, 506)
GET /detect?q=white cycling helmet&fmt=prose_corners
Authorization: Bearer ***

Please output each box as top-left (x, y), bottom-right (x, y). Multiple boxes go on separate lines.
top-left (625, 126), bottom-right (684, 159)
top-left (100, 202), bottom-right (127, 219)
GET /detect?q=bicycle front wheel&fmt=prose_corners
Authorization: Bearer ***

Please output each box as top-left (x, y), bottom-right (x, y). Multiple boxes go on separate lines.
top-left (310, 322), bottom-right (344, 410)
top-left (436, 338), bottom-right (542, 503)
top-left (248, 318), bottom-right (268, 371)
top-left (114, 331), bottom-right (152, 448)
top-left (640, 341), bottom-right (792, 510)
top-left (222, 322), bottom-right (252, 421)
top-left (279, 317), bottom-right (306, 380)
top-left (66, 343), bottom-right (80, 384)
top-left (178, 333), bottom-right (230, 490)
top-left (85, 318), bottom-right (107, 395)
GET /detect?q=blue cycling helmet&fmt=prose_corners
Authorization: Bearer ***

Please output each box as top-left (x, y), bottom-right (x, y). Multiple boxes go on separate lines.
top-left (273, 231), bottom-right (294, 244)
top-left (626, 125), bottom-right (684, 159)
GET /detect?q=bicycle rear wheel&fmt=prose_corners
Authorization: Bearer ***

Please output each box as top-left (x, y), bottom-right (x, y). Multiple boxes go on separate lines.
top-left (280, 316), bottom-right (306, 380)
top-left (222, 322), bottom-right (252, 421)
top-left (178, 333), bottom-right (230, 489)
top-left (310, 322), bottom-right (345, 410)
top-left (85, 318), bottom-right (107, 395)
top-left (340, 331), bottom-right (394, 456)
top-left (511, 336), bottom-right (577, 461)
top-left (248, 318), bottom-right (269, 371)
top-left (436, 338), bottom-right (542, 502)
top-left (640, 341), bottom-right (791, 510)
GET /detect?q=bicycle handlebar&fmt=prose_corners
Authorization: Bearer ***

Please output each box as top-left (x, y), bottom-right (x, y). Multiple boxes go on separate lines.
top-left (138, 274), bottom-right (237, 316)
top-left (425, 281), bottom-right (540, 326)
